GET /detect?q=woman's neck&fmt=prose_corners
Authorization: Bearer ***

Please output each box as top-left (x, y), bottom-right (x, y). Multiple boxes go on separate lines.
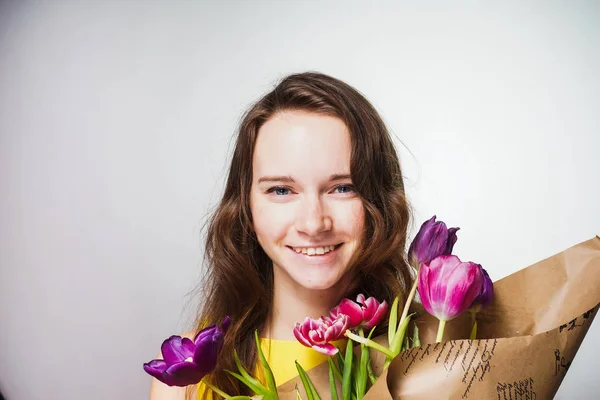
top-left (266, 267), bottom-right (348, 340)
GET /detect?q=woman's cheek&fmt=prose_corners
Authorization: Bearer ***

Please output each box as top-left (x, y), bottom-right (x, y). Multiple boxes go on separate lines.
top-left (346, 200), bottom-right (366, 226)
top-left (254, 202), bottom-right (292, 236)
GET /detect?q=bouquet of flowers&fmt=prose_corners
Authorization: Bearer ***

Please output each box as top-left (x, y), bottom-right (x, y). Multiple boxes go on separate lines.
top-left (144, 217), bottom-right (600, 399)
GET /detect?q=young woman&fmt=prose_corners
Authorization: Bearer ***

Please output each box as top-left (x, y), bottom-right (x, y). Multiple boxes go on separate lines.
top-left (149, 72), bottom-right (414, 400)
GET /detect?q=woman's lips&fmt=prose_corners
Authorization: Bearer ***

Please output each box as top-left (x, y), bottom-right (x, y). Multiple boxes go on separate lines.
top-left (286, 243), bottom-right (343, 264)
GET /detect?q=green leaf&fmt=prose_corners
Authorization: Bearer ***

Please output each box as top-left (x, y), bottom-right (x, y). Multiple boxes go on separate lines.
top-left (342, 338), bottom-right (353, 400)
top-left (357, 338), bottom-right (370, 398)
top-left (329, 358), bottom-right (339, 400)
top-left (254, 330), bottom-right (278, 394)
top-left (367, 327), bottom-right (376, 340)
top-left (401, 335), bottom-right (409, 352)
top-left (225, 370), bottom-right (269, 397)
top-left (367, 362), bottom-right (376, 385)
top-left (412, 323), bottom-right (421, 348)
top-left (230, 350), bottom-right (270, 396)
top-left (328, 356), bottom-right (343, 383)
top-left (200, 378), bottom-right (234, 399)
top-left (351, 352), bottom-right (360, 399)
top-left (388, 296), bottom-right (399, 346)
top-left (336, 351), bottom-right (345, 374)
top-left (295, 361), bottom-right (320, 400)
top-left (383, 313), bottom-right (414, 370)
top-left (390, 313), bottom-right (413, 354)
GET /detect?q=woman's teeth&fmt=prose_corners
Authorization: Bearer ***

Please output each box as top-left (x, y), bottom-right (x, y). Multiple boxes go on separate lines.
top-left (293, 245), bottom-right (336, 255)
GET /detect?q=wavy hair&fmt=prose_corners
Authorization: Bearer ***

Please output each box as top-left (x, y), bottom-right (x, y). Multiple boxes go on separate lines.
top-left (187, 72), bottom-right (413, 400)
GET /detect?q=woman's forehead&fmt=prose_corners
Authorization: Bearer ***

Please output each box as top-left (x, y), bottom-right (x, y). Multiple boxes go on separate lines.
top-left (253, 110), bottom-right (352, 181)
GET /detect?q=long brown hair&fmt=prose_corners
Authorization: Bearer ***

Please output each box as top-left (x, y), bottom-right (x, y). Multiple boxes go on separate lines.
top-left (188, 72), bottom-right (413, 399)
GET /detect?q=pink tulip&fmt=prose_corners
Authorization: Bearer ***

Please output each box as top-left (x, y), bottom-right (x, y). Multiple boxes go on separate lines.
top-left (418, 255), bottom-right (483, 322)
top-left (330, 294), bottom-right (388, 330)
top-left (293, 314), bottom-right (349, 356)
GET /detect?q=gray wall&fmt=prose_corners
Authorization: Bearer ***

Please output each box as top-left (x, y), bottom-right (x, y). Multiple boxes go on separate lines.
top-left (0, 1), bottom-right (598, 399)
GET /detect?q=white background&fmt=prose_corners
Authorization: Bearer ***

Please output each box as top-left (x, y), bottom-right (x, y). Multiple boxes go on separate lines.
top-left (0, 1), bottom-right (598, 399)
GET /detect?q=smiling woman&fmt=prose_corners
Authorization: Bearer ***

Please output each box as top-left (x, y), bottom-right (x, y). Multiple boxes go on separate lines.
top-left (148, 72), bottom-right (414, 400)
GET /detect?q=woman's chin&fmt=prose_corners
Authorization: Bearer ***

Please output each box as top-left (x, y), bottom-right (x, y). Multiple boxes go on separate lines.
top-left (295, 272), bottom-right (346, 292)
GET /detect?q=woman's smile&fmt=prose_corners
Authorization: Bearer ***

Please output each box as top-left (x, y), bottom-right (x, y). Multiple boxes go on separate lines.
top-left (286, 243), bottom-right (344, 263)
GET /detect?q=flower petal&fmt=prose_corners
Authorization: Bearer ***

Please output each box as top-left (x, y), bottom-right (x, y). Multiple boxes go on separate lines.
top-left (193, 332), bottom-right (222, 375)
top-left (418, 263), bottom-right (434, 315)
top-left (143, 359), bottom-right (168, 379)
top-left (363, 300), bottom-right (388, 330)
top-left (335, 299), bottom-right (363, 328)
top-left (443, 262), bottom-right (482, 319)
top-left (408, 216), bottom-right (460, 266)
top-left (473, 266), bottom-right (494, 309)
top-left (221, 316), bottom-right (231, 333)
top-left (311, 343), bottom-right (339, 356)
top-left (293, 324), bottom-right (313, 347)
top-left (428, 255), bottom-right (462, 317)
top-left (193, 325), bottom-right (218, 346)
top-left (164, 362), bottom-right (206, 386)
top-left (309, 328), bottom-right (324, 344)
top-left (161, 335), bottom-right (194, 365)
top-left (356, 293), bottom-right (366, 304)
top-left (432, 260), bottom-right (481, 320)
top-left (444, 227), bottom-right (459, 255)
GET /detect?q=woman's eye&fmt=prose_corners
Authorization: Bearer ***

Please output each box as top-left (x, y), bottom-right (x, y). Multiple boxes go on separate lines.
top-left (266, 186), bottom-right (291, 196)
top-left (334, 184), bottom-right (355, 194)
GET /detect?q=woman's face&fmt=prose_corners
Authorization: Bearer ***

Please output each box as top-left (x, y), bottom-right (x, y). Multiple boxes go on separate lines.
top-left (249, 110), bottom-right (365, 293)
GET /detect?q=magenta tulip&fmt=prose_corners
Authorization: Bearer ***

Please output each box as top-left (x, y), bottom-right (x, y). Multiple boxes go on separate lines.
top-left (418, 255), bottom-right (483, 322)
top-left (143, 317), bottom-right (230, 387)
top-left (293, 314), bottom-right (349, 356)
top-left (330, 294), bottom-right (388, 330)
top-left (408, 216), bottom-right (459, 266)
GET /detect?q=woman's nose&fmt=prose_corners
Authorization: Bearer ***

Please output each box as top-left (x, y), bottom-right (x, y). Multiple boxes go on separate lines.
top-left (294, 197), bottom-right (332, 236)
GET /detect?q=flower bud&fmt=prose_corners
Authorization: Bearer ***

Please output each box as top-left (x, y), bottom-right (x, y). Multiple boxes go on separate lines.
top-left (408, 216), bottom-right (459, 266)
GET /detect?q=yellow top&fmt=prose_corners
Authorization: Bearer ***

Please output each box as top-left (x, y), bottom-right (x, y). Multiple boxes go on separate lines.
top-left (197, 338), bottom-right (346, 399)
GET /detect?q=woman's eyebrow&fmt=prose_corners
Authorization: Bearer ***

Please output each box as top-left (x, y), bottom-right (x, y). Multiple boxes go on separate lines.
top-left (257, 175), bottom-right (295, 184)
top-left (257, 174), bottom-right (351, 184)
top-left (329, 173), bottom-right (352, 182)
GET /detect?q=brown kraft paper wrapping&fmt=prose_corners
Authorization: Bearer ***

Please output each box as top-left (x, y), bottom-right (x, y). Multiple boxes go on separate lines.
top-left (276, 236), bottom-right (600, 400)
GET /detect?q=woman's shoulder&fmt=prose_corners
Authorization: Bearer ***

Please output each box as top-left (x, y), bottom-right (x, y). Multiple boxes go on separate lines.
top-left (149, 330), bottom-right (198, 400)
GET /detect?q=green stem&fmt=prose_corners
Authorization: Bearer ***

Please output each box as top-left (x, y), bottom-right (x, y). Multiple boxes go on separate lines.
top-left (399, 275), bottom-right (419, 324)
top-left (345, 330), bottom-right (395, 358)
top-left (387, 296), bottom-right (399, 346)
top-left (201, 378), bottom-right (232, 399)
top-left (436, 319), bottom-right (446, 343)
top-left (470, 312), bottom-right (478, 340)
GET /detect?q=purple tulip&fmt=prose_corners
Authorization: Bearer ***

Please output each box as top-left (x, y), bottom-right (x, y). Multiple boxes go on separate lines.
top-left (469, 265), bottom-right (494, 313)
top-left (293, 314), bottom-right (349, 356)
top-left (418, 255), bottom-right (483, 321)
top-left (330, 294), bottom-right (388, 331)
top-left (143, 317), bottom-right (231, 387)
top-left (408, 216), bottom-right (459, 266)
